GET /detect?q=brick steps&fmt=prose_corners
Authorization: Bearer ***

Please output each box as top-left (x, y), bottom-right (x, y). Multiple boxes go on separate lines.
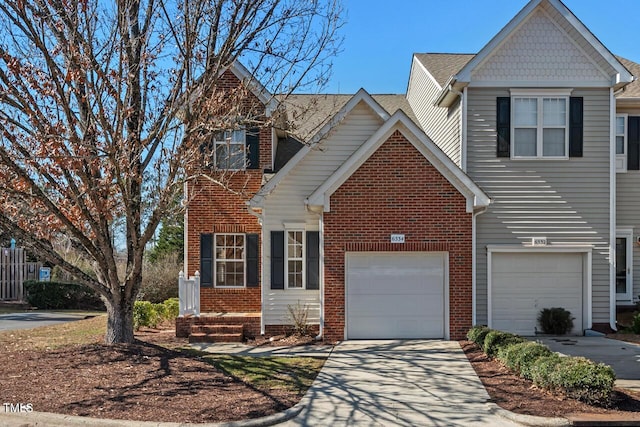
top-left (188, 323), bottom-right (245, 343)
top-left (189, 331), bottom-right (243, 343)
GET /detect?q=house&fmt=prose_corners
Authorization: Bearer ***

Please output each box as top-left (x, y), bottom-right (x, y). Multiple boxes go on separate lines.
top-left (177, 0), bottom-right (640, 342)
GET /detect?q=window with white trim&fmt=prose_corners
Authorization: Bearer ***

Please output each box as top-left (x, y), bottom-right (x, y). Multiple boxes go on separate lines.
top-left (214, 234), bottom-right (245, 287)
top-left (512, 95), bottom-right (569, 159)
top-left (616, 114), bottom-right (628, 172)
top-left (214, 129), bottom-right (246, 170)
top-left (286, 230), bottom-right (304, 288)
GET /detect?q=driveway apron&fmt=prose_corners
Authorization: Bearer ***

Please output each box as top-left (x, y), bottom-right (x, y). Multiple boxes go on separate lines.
top-left (282, 340), bottom-right (520, 426)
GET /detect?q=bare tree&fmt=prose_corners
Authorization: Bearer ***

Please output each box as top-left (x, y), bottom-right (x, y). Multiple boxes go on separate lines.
top-left (0, 0), bottom-right (343, 344)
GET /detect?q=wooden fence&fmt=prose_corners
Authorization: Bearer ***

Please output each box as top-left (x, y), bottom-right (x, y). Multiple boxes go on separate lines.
top-left (0, 247), bottom-right (42, 301)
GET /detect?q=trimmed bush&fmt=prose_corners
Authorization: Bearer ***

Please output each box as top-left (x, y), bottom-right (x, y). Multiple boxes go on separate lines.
top-left (548, 357), bottom-right (615, 405)
top-left (163, 298), bottom-right (179, 320)
top-left (530, 353), bottom-right (563, 389)
top-left (133, 298), bottom-right (180, 330)
top-left (483, 330), bottom-right (525, 357)
top-left (538, 307), bottom-right (574, 335)
top-left (24, 280), bottom-right (104, 310)
top-left (497, 341), bottom-right (553, 379)
top-left (467, 325), bottom-right (491, 347)
top-left (133, 301), bottom-right (161, 330)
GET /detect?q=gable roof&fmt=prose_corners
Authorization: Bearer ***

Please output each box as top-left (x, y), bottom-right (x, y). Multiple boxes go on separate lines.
top-left (616, 56), bottom-right (640, 102)
top-left (426, 0), bottom-right (634, 107)
top-left (228, 62), bottom-right (278, 115)
top-left (413, 53), bottom-right (474, 88)
top-left (280, 93), bottom-right (418, 143)
top-left (249, 89), bottom-right (393, 208)
top-left (306, 110), bottom-right (490, 213)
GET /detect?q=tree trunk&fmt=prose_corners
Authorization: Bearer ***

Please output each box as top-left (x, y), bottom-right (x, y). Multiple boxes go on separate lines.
top-left (104, 297), bottom-right (135, 344)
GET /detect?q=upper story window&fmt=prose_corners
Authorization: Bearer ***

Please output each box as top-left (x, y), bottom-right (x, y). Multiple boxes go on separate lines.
top-left (616, 114), bottom-right (628, 172)
top-left (214, 129), bottom-right (246, 170)
top-left (512, 95), bottom-right (569, 159)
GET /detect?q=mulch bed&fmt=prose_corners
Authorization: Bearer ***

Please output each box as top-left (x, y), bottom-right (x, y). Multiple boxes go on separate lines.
top-left (460, 340), bottom-right (640, 418)
top-left (0, 330), bottom-right (300, 423)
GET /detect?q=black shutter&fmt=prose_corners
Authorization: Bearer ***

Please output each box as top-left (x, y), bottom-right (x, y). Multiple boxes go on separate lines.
top-left (569, 97), bottom-right (583, 157)
top-left (246, 127), bottom-right (260, 169)
top-left (246, 234), bottom-right (259, 287)
top-left (200, 233), bottom-right (213, 287)
top-left (270, 231), bottom-right (284, 289)
top-left (496, 97), bottom-right (510, 157)
top-left (306, 231), bottom-right (320, 290)
top-left (629, 117), bottom-right (640, 171)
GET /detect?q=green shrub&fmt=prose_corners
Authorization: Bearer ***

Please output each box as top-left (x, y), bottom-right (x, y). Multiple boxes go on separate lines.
top-left (548, 357), bottom-right (615, 405)
top-left (467, 326), bottom-right (491, 346)
top-left (497, 341), bottom-right (553, 379)
top-left (133, 301), bottom-right (161, 330)
top-left (530, 353), bottom-right (563, 389)
top-left (133, 298), bottom-right (179, 330)
top-left (24, 280), bottom-right (105, 310)
top-left (631, 312), bottom-right (640, 334)
top-left (163, 298), bottom-right (179, 320)
top-left (538, 307), bottom-right (574, 335)
top-left (483, 330), bottom-right (525, 357)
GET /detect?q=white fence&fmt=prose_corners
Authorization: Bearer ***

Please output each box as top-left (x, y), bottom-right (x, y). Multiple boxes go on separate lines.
top-left (178, 270), bottom-right (200, 317)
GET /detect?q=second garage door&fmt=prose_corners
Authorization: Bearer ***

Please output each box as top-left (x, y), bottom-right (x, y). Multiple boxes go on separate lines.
top-left (490, 252), bottom-right (584, 336)
top-left (345, 252), bottom-right (446, 339)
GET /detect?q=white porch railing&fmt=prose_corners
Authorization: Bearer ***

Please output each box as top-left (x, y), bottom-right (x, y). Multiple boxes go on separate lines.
top-left (178, 271), bottom-right (200, 317)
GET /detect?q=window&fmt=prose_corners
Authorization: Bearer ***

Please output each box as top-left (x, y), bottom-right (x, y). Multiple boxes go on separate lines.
top-left (214, 129), bottom-right (246, 170)
top-left (214, 234), bottom-right (245, 287)
top-left (616, 114), bottom-right (628, 172)
top-left (286, 231), bottom-right (304, 288)
top-left (512, 95), bottom-right (568, 158)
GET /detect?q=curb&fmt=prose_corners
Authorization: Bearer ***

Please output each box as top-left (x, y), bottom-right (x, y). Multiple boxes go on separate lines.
top-left (488, 403), bottom-right (570, 427)
top-left (0, 400), bottom-right (305, 427)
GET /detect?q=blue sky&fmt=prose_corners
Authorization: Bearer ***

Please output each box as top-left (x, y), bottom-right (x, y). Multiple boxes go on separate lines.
top-left (326, 0), bottom-right (640, 94)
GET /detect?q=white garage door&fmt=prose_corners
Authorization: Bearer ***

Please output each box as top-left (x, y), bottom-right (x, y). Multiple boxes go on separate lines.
top-left (346, 252), bottom-right (445, 339)
top-left (491, 252), bottom-right (584, 336)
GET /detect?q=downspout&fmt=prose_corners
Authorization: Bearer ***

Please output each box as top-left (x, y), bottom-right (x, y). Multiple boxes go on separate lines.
top-left (609, 88), bottom-right (618, 332)
top-left (472, 204), bottom-right (489, 326)
top-left (247, 202), bottom-right (266, 335)
top-left (316, 212), bottom-right (324, 341)
top-left (305, 200), bottom-right (324, 341)
top-left (461, 87), bottom-right (468, 172)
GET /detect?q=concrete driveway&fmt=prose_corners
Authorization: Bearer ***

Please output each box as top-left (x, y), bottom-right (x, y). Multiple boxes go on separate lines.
top-left (0, 311), bottom-right (91, 331)
top-left (537, 336), bottom-right (640, 390)
top-left (281, 340), bottom-right (520, 427)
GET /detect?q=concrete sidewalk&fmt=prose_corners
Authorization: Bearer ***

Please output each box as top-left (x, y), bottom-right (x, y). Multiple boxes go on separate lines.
top-left (279, 340), bottom-right (525, 427)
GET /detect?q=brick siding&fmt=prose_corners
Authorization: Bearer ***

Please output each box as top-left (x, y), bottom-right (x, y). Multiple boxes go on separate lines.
top-left (323, 130), bottom-right (473, 342)
top-left (184, 69), bottom-right (271, 313)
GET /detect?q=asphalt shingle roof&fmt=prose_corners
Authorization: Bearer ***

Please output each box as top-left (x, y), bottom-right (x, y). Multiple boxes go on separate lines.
top-left (413, 53), bottom-right (475, 87)
top-left (616, 56), bottom-right (640, 99)
top-left (280, 93), bottom-right (418, 143)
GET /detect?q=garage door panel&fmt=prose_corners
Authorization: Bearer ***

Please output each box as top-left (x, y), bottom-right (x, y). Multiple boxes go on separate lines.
top-left (346, 252), bottom-right (445, 339)
top-left (491, 252), bottom-right (583, 336)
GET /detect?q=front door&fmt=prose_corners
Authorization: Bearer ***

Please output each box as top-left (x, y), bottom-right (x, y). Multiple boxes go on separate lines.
top-left (616, 229), bottom-right (633, 302)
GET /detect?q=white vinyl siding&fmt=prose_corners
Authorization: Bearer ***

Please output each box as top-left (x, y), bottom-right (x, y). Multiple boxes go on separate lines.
top-left (467, 88), bottom-right (612, 326)
top-left (616, 108), bottom-right (640, 302)
top-left (261, 101), bottom-right (385, 326)
top-left (406, 58), bottom-right (462, 165)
